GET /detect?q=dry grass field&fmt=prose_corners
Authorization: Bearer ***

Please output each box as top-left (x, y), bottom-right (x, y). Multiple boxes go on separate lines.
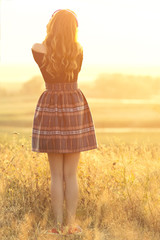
top-left (1, 95), bottom-right (160, 239)
top-left (1, 136), bottom-right (160, 240)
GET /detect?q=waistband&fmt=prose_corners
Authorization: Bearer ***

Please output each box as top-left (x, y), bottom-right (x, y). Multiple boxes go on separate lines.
top-left (45, 82), bottom-right (78, 91)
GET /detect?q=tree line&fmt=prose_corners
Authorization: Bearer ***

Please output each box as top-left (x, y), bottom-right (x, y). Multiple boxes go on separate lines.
top-left (1, 73), bottom-right (160, 99)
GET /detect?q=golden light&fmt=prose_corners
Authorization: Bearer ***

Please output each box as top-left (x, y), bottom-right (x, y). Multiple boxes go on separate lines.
top-left (0, 0), bottom-right (160, 83)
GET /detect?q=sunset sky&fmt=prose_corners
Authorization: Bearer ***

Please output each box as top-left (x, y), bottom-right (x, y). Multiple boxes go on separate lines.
top-left (0, 0), bottom-right (160, 83)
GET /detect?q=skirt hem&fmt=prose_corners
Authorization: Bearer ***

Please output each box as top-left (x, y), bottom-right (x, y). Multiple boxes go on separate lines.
top-left (31, 145), bottom-right (98, 153)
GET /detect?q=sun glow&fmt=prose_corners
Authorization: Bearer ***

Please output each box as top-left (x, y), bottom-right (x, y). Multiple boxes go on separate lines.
top-left (1, 0), bottom-right (160, 82)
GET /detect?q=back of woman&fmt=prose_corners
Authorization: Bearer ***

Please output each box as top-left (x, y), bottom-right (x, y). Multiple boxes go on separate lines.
top-left (31, 8), bottom-right (97, 236)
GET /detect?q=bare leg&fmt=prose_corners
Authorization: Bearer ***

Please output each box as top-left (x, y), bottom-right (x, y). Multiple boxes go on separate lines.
top-left (63, 152), bottom-right (80, 226)
top-left (48, 153), bottom-right (64, 228)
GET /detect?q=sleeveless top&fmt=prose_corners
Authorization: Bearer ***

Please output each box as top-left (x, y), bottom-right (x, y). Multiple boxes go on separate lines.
top-left (31, 49), bottom-right (83, 83)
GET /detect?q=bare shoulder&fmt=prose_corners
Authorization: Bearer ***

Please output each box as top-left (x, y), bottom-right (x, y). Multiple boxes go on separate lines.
top-left (31, 43), bottom-right (47, 54)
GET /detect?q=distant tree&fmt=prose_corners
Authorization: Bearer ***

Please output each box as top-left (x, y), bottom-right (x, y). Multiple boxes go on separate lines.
top-left (89, 73), bottom-right (160, 99)
top-left (20, 76), bottom-right (44, 95)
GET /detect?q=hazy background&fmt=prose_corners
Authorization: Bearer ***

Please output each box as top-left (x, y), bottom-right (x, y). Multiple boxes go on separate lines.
top-left (1, 0), bottom-right (160, 81)
top-left (1, 0), bottom-right (160, 145)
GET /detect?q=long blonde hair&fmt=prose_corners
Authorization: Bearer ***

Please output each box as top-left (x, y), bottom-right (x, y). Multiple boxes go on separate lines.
top-left (41, 9), bottom-right (83, 81)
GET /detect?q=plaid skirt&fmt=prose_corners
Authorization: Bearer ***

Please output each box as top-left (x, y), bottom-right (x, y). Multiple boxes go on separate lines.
top-left (32, 81), bottom-right (98, 153)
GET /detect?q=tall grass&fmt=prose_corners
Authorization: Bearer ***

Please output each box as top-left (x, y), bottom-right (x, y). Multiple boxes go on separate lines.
top-left (1, 135), bottom-right (160, 240)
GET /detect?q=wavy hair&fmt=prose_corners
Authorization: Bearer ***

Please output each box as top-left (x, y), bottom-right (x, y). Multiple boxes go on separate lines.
top-left (41, 9), bottom-right (83, 81)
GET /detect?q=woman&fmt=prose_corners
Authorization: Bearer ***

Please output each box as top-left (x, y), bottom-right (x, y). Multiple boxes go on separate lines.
top-left (31, 9), bottom-right (97, 235)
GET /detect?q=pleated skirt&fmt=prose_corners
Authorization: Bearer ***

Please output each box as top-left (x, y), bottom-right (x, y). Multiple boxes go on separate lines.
top-left (32, 81), bottom-right (98, 153)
